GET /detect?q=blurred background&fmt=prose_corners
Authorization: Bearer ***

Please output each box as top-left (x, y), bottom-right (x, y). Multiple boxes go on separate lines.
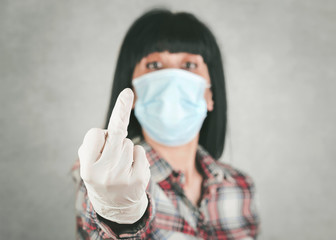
top-left (1, 0), bottom-right (335, 239)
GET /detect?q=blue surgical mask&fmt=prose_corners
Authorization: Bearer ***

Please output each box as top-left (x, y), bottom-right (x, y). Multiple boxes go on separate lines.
top-left (132, 68), bottom-right (209, 146)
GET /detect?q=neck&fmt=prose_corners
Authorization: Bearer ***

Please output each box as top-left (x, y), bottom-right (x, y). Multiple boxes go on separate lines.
top-left (143, 131), bottom-right (200, 182)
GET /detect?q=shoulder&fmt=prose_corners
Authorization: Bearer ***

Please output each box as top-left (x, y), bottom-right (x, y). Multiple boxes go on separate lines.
top-left (197, 145), bottom-right (256, 190)
top-left (71, 159), bottom-right (82, 184)
top-left (216, 161), bottom-right (256, 190)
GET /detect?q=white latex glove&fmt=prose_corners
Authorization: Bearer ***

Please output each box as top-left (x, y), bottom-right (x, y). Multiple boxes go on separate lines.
top-left (78, 88), bottom-right (151, 224)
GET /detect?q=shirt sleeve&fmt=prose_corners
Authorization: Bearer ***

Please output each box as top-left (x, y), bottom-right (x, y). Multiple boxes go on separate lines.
top-left (218, 162), bottom-right (260, 239)
top-left (250, 180), bottom-right (260, 239)
top-left (236, 171), bottom-right (260, 239)
top-left (72, 163), bottom-right (155, 239)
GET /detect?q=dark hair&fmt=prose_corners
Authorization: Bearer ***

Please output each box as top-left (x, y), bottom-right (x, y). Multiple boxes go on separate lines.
top-left (104, 9), bottom-right (227, 159)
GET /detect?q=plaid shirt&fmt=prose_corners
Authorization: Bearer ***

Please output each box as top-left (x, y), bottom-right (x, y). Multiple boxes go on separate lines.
top-left (73, 141), bottom-right (259, 239)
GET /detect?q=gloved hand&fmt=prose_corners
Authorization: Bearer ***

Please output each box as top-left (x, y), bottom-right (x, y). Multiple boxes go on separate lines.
top-left (78, 88), bottom-right (151, 224)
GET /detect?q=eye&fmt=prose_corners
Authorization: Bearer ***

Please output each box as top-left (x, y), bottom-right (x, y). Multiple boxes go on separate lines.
top-left (146, 61), bottom-right (163, 70)
top-left (182, 62), bottom-right (198, 70)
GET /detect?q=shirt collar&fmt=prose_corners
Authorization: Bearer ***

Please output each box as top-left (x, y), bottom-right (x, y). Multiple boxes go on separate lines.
top-left (140, 141), bottom-right (172, 183)
top-left (138, 140), bottom-right (229, 185)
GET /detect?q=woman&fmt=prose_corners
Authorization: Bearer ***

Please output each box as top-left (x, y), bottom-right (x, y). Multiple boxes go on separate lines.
top-left (74, 9), bottom-right (259, 239)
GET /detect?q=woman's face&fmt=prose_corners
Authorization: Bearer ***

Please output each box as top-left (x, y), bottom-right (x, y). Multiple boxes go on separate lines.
top-left (132, 51), bottom-right (214, 111)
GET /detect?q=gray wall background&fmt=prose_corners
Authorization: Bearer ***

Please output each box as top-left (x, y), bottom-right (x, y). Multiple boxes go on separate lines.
top-left (1, 0), bottom-right (335, 239)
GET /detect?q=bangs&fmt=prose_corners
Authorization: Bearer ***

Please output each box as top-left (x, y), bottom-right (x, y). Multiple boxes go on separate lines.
top-left (124, 10), bottom-right (213, 66)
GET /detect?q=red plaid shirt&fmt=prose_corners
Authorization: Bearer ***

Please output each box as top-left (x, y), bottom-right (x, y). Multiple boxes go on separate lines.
top-left (73, 141), bottom-right (259, 239)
